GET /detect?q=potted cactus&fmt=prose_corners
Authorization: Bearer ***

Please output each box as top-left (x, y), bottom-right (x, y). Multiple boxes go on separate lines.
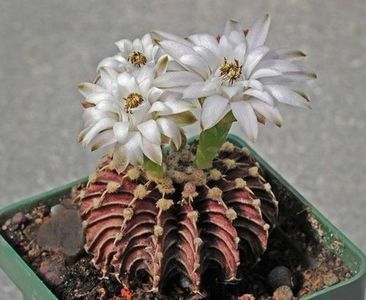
top-left (0, 15), bottom-right (365, 300)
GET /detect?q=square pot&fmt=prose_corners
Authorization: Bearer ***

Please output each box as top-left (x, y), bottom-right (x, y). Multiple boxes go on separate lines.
top-left (0, 134), bottom-right (365, 300)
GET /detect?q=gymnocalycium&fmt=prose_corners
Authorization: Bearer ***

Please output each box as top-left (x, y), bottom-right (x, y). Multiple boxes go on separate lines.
top-left (77, 15), bottom-right (315, 298)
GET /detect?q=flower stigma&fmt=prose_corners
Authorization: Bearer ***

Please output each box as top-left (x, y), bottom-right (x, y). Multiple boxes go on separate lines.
top-left (124, 92), bottom-right (144, 113)
top-left (219, 57), bottom-right (243, 84)
top-left (128, 51), bottom-right (147, 67)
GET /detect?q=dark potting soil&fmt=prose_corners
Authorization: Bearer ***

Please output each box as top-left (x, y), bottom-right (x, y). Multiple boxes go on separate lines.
top-left (1, 181), bottom-right (351, 300)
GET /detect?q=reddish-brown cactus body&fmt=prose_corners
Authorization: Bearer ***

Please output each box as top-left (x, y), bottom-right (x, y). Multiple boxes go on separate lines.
top-left (78, 143), bottom-right (278, 298)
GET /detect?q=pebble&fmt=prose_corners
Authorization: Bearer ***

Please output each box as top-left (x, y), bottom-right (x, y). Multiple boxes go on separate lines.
top-left (39, 257), bottom-right (65, 286)
top-left (273, 285), bottom-right (293, 300)
top-left (267, 266), bottom-right (293, 290)
top-left (37, 204), bottom-right (84, 257)
top-left (323, 271), bottom-right (339, 286)
top-left (12, 212), bottom-right (26, 225)
top-left (35, 218), bottom-right (43, 224)
top-left (238, 294), bottom-right (255, 300)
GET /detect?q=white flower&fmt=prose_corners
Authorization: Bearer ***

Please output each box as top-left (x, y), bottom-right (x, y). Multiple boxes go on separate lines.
top-left (152, 15), bottom-right (316, 141)
top-left (97, 33), bottom-right (161, 73)
top-left (78, 63), bottom-right (194, 171)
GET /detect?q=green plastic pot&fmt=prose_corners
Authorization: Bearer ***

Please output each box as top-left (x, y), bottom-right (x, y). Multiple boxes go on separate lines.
top-left (0, 134), bottom-right (365, 300)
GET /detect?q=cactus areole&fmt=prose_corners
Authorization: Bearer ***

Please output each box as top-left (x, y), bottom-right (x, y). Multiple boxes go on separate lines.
top-left (78, 15), bottom-right (315, 298)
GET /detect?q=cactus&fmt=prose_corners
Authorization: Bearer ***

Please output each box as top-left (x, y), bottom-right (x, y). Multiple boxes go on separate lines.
top-left (76, 16), bottom-right (314, 298)
top-left (78, 142), bottom-right (278, 298)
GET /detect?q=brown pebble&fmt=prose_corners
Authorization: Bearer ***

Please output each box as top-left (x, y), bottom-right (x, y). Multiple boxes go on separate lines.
top-left (267, 266), bottom-right (293, 290)
top-left (35, 218), bottom-right (43, 224)
top-left (37, 205), bottom-right (84, 257)
top-left (323, 271), bottom-right (339, 286)
top-left (12, 212), bottom-right (26, 225)
top-left (28, 247), bottom-right (41, 258)
top-left (238, 294), bottom-right (255, 300)
top-left (273, 285), bottom-right (293, 300)
top-left (39, 256), bottom-right (65, 286)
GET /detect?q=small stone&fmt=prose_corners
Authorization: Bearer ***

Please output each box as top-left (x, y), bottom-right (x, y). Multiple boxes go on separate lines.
top-left (267, 266), bottom-right (293, 290)
top-left (12, 212), bottom-right (26, 225)
top-left (37, 205), bottom-right (84, 257)
top-left (273, 285), bottom-right (293, 300)
top-left (28, 247), bottom-right (41, 258)
top-left (238, 294), bottom-right (255, 300)
top-left (35, 218), bottom-right (43, 224)
top-left (39, 256), bottom-right (65, 286)
top-left (323, 271), bottom-right (339, 286)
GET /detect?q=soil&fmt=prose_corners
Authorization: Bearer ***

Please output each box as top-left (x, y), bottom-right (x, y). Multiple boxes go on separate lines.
top-left (1, 180), bottom-right (352, 300)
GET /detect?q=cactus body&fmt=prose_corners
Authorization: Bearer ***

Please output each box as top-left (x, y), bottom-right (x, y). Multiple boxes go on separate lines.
top-left (79, 143), bottom-right (278, 298)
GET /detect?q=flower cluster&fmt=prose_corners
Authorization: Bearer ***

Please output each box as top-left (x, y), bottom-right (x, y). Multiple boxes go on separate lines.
top-left (79, 15), bottom-right (315, 170)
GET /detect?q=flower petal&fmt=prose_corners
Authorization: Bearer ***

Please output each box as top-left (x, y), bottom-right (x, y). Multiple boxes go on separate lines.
top-left (224, 19), bottom-right (243, 36)
top-left (162, 99), bottom-right (194, 115)
top-left (180, 54), bottom-right (210, 78)
top-left (221, 85), bottom-right (242, 99)
top-left (228, 30), bottom-right (246, 44)
top-left (149, 101), bottom-right (171, 114)
top-left (244, 88), bottom-right (274, 105)
top-left (142, 137), bottom-right (162, 165)
top-left (151, 30), bottom-right (192, 47)
top-left (201, 95), bottom-right (230, 130)
top-left (250, 99), bottom-right (283, 127)
top-left (125, 133), bottom-right (144, 165)
top-left (83, 108), bottom-right (117, 127)
top-left (218, 35), bottom-right (234, 59)
top-left (275, 48), bottom-right (306, 60)
top-left (234, 42), bottom-right (247, 62)
top-left (137, 119), bottom-right (161, 144)
top-left (231, 101), bottom-right (258, 142)
top-left (188, 34), bottom-right (219, 54)
top-left (251, 68), bottom-right (282, 79)
top-left (166, 111), bottom-right (198, 125)
top-left (85, 92), bottom-right (114, 105)
top-left (115, 39), bottom-right (132, 56)
top-left (78, 83), bottom-right (104, 97)
top-left (182, 82), bottom-right (206, 99)
top-left (244, 46), bottom-right (270, 77)
top-left (258, 59), bottom-right (301, 73)
top-left (154, 71), bottom-right (202, 88)
top-left (99, 67), bottom-right (118, 90)
top-left (246, 14), bottom-right (271, 49)
top-left (266, 85), bottom-right (311, 108)
top-left (154, 55), bottom-right (169, 77)
top-left (97, 55), bottom-right (124, 72)
top-left (192, 45), bottom-right (219, 72)
top-left (158, 40), bottom-right (200, 68)
top-left (113, 122), bottom-right (129, 144)
top-left (156, 118), bottom-right (181, 148)
top-left (81, 118), bottom-right (115, 147)
top-left (113, 144), bottom-right (129, 173)
top-left (90, 130), bottom-right (117, 151)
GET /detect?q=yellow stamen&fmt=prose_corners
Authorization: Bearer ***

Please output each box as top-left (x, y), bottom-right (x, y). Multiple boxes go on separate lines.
top-left (124, 92), bottom-right (144, 113)
top-left (128, 51), bottom-right (147, 67)
top-left (219, 57), bottom-right (243, 84)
